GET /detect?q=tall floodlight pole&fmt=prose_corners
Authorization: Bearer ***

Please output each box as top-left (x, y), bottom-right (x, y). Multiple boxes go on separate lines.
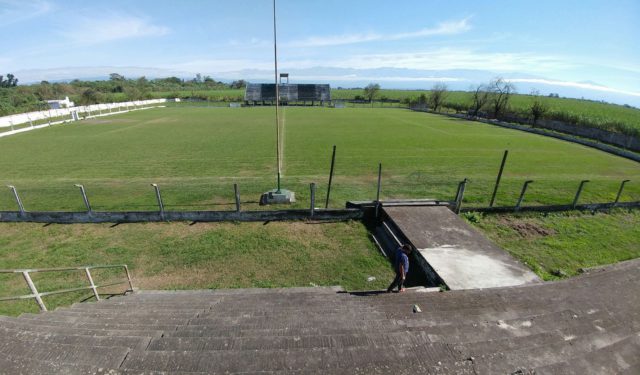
top-left (273, 0), bottom-right (281, 193)
top-left (259, 0), bottom-right (295, 205)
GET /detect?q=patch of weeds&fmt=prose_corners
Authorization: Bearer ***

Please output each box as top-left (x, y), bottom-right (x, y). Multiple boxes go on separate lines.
top-left (462, 211), bottom-right (483, 224)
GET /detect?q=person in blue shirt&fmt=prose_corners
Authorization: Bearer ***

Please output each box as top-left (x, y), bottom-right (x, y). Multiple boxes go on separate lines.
top-left (387, 243), bottom-right (413, 293)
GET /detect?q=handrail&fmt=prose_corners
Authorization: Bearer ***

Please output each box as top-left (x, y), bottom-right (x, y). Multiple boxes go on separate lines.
top-left (0, 264), bottom-right (133, 312)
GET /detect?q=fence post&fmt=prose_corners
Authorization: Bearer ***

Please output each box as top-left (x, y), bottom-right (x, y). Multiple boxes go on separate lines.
top-left (84, 268), bottom-right (100, 301)
top-left (515, 180), bottom-right (534, 211)
top-left (455, 178), bottom-right (468, 214)
top-left (375, 163), bottom-right (382, 219)
top-left (325, 145), bottom-right (336, 209)
top-left (489, 150), bottom-right (509, 207)
top-left (572, 180), bottom-right (590, 208)
top-left (123, 265), bottom-right (134, 292)
top-left (151, 183), bottom-right (165, 219)
top-left (7, 185), bottom-right (25, 214)
top-left (22, 271), bottom-right (47, 312)
top-left (234, 183), bottom-right (241, 212)
top-left (614, 180), bottom-right (630, 205)
top-left (74, 184), bottom-right (92, 213)
top-left (310, 183), bottom-right (316, 217)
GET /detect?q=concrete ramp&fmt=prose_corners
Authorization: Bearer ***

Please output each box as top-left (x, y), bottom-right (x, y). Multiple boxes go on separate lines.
top-left (384, 206), bottom-right (541, 290)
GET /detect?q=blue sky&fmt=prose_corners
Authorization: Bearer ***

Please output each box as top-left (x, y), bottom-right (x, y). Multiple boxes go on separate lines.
top-left (1, 0), bottom-right (639, 104)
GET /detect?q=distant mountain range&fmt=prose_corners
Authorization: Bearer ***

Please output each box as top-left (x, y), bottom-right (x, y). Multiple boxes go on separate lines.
top-left (14, 66), bottom-right (640, 107)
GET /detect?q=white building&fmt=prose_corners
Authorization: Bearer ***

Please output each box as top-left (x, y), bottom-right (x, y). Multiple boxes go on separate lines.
top-left (46, 96), bottom-right (74, 109)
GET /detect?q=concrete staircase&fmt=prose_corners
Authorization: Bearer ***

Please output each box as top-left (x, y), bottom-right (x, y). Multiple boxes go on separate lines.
top-left (1, 260), bottom-right (639, 374)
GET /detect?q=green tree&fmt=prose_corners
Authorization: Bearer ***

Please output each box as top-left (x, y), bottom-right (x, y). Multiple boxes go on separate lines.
top-left (529, 90), bottom-right (549, 126)
top-left (488, 77), bottom-right (515, 119)
top-left (109, 73), bottom-right (125, 81)
top-left (363, 83), bottom-right (380, 102)
top-left (428, 83), bottom-right (449, 112)
top-left (469, 84), bottom-right (490, 117)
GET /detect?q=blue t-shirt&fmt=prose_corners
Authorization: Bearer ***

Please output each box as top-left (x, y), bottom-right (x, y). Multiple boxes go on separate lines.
top-left (395, 247), bottom-right (409, 275)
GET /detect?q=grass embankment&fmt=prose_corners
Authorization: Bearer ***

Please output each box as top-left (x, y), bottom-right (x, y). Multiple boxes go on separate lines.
top-left (0, 220), bottom-right (393, 316)
top-left (0, 107), bottom-right (638, 212)
top-left (468, 209), bottom-right (640, 281)
top-left (331, 89), bottom-right (640, 135)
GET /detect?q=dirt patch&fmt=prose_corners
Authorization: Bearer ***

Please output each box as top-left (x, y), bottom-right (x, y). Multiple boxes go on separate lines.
top-left (497, 217), bottom-right (556, 239)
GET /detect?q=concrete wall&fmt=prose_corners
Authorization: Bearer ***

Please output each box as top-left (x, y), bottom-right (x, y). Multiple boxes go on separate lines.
top-left (503, 115), bottom-right (640, 152)
top-left (442, 113), bottom-right (640, 163)
top-left (0, 209), bottom-right (363, 224)
top-left (0, 99), bottom-right (168, 128)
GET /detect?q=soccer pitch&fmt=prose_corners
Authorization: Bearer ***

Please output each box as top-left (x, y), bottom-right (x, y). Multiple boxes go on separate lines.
top-left (0, 106), bottom-right (638, 211)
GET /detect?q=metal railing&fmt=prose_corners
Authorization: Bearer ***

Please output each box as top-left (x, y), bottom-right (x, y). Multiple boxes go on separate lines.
top-left (0, 265), bottom-right (133, 312)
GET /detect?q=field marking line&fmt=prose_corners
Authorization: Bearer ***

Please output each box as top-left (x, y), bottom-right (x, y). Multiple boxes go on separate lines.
top-left (280, 106), bottom-right (286, 176)
top-left (393, 116), bottom-right (453, 136)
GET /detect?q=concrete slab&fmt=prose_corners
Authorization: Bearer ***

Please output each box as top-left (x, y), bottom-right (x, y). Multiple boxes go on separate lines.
top-left (384, 205), bottom-right (541, 290)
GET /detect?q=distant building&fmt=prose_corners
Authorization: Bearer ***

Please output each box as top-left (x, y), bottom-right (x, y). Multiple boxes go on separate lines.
top-left (245, 75), bottom-right (330, 104)
top-left (46, 96), bottom-right (74, 109)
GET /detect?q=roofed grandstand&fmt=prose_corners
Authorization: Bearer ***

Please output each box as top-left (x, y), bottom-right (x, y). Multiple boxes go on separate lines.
top-left (245, 83), bottom-right (331, 104)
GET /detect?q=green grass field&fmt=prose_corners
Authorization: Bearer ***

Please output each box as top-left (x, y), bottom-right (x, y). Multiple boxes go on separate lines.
top-left (0, 220), bottom-right (393, 316)
top-left (0, 106), bottom-right (638, 212)
top-left (469, 209), bottom-right (640, 281)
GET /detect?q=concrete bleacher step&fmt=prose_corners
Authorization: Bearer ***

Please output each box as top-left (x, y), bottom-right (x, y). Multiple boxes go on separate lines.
top-left (121, 343), bottom-right (460, 373)
top-left (423, 309), bottom-right (617, 343)
top-left (0, 258), bottom-right (638, 374)
top-left (0, 319), bottom-right (162, 338)
top-left (0, 326), bottom-right (150, 350)
top-left (0, 354), bottom-right (103, 375)
top-left (533, 333), bottom-right (640, 375)
top-left (0, 337), bottom-right (129, 368)
top-left (148, 330), bottom-right (437, 351)
top-left (471, 328), bottom-right (631, 374)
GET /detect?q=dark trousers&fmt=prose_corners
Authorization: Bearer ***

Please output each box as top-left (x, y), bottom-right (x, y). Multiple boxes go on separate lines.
top-left (387, 272), bottom-right (405, 292)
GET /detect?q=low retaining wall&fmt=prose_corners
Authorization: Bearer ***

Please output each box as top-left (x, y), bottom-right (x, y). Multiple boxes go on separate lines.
top-left (443, 112), bottom-right (640, 163)
top-left (461, 201), bottom-right (640, 214)
top-left (504, 116), bottom-right (640, 152)
top-left (0, 209), bottom-right (363, 224)
top-left (0, 99), bottom-right (169, 128)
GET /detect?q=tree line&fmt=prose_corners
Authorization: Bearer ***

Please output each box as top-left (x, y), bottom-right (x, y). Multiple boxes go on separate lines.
top-left (362, 77), bottom-right (551, 126)
top-left (0, 73), bottom-right (248, 116)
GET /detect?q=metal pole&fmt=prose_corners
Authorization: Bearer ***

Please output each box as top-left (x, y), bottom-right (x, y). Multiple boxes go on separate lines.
top-left (310, 183), bottom-right (316, 217)
top-left (22, 271), bottom-right (47, 312)
top-left (151, 183), bottom-right (165, 218)
top-left (515, 180), bottom-right (534, 211)
top-left (572, 180), bottom-right (590, 208)
top-left (489, 150), bottom-right (509, 207)
top-left (375, 163), bottom-right (382, 218)
top-left (273, 0), bottom-right (282, 193)
top-left (614, 180), bottom-right (630, 205)
top-left (74, 184), bottom-right (92, 212)
top-left (325, 145), bottom-right (336, 209)
top-left (123, 265), bottom-right (134, 292)
top-left (7, 185), bottom-right (25, 213)
top-left (455, 178), bottom-right (468, 214)
top-left (234, 183), bottom-right (241, 212)
top-left (84, 268), bottom-right (100, 301)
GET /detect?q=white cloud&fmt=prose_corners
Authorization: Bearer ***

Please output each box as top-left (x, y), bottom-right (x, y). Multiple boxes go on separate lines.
top-left (164, 59), bottom-right (273, 73)
top-left (0, 0), bottom-right (52, 25)
top-left (506, 78), bottom-right (640, 98)
top-left (285, 17), bottom-right (472, 47)
top-left (59, 14), bottom-right (170, 45)
top-left (317, 48), bottom-right (576, 73)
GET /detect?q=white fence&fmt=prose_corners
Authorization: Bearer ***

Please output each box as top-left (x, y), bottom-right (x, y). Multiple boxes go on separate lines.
top-left (0, 99), bottom-right (169, 129)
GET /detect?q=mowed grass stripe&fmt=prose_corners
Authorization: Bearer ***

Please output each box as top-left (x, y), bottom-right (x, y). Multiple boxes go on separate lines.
top-left (0, 107), bottom-right (638, 211)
